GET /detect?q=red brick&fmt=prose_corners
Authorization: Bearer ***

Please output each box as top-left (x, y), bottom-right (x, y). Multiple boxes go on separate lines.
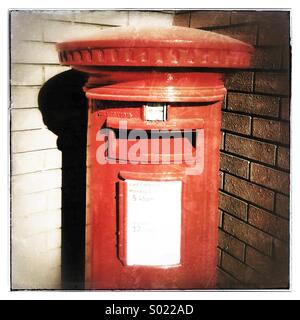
top-left (221, 251), bottom-right (262, 287)
top-left (221, 111), bottom-right (251, 135)
top-left (217, 248), bottom-right (222, 267)
top-left (255, 72), bottom-right (290, 95)
top-left (272, 239), bottom-right (290, 287)
top-left (258, 15), bottom-right (290, 46)
top-left (245, 246), bottom-right (273, 274)
top-left (220, 152), bottom-right (250, 179)
top-left (218, 191), bottom-right (248, 221)
top-left (230, 11), bottom-right (259, 24)
top-left (250, 163), bottom-right (290, 195)
top-left (252, 46), bottom-right (282, 70)
top-left (219, 171), bottom-right (224, 189)
top-left (225, 134), bottom-right (276, 165)
top-left (227, 93), bottom-right (280, 117)
top-left (223, 213), bottom-right (273, 255)
top-left (225, 72), bottom-right (254, 92)
top-left (231, 11), bottom-right (288, 25)
top-left (218, 209), bottom-right (223, 228)
top-left (213, 24), bottom-right (258, 45)
top-left (220, 131), bottom-right (225, 150)
top-left (245, 246), bottom-right (289, 288)
top-left (222, 95), bottom-right (227, 110)
top-left (280, 98), bottom-right (290, 121)
top-left (217, 267), bottom-right (242, 289)
top-left (172, 12), bottom-right (190, 27)
top-left (281, 45), bottom-right (291, 70)
top-left (258, 24), bottom-right (290, 46)
top-left (218, 229), bottom-right (245, 261)
top-left (248, 205), bottom-right (289, 241)
top-left (275, 193), bottom-right (290, 219)
top-left (252, 118), bottom-right (290, 145)
top-left (190, 10), bottom-right (231, 28)
top-left (231, 11), bottom-right (290, 53)
top-left (277, 146), bottom-right (290, 170)
top-left (224, 174), bottom-right (274, 211)
top-left (273, 238), bottom-right (289, 261)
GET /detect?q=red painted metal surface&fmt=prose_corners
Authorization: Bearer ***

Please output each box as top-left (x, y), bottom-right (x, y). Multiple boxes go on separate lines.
top-left (57, 26), bottom-right (253, 289)
top-left (57, 26), bottom-right (253, 68)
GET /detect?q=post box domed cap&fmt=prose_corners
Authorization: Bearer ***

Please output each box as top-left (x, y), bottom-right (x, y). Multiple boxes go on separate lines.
top-left (57, 26), bottom-right (254, 68)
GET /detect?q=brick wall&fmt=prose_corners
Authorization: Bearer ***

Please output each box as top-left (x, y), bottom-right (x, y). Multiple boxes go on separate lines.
top-left (174, 10), bottom-right (290, 288)
top-left (10, 10), bottom-right (173, 289)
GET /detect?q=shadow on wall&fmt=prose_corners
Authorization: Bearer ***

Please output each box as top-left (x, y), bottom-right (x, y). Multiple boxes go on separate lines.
top-left (38, 70), bottom-right (88, 289)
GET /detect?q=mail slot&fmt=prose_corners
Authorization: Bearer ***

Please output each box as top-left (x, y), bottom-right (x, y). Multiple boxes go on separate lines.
top-left (57, 26), bottom-right (253, 289)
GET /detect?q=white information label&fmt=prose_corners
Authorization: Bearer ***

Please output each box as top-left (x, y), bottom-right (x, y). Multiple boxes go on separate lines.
top-left (126, 179), bottom-right (182, 266)
top-left (144, 104), bottom-right (166, 121)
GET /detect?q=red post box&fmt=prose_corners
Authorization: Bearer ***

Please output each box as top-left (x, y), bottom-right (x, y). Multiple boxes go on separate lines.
top-left (57, 26), bottom-right (253, 289)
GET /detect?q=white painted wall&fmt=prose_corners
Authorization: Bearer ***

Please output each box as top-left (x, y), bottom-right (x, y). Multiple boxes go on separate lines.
top-left (10, 10), bottom-right (174, 289)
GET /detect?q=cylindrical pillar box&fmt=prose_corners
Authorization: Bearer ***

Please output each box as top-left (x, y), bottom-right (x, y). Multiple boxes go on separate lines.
top-left (57, 26), bottom-right (253, 289)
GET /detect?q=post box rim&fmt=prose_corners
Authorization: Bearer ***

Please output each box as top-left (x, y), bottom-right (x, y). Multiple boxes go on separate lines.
top-left (56, 26), bottom-right (254, 69)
